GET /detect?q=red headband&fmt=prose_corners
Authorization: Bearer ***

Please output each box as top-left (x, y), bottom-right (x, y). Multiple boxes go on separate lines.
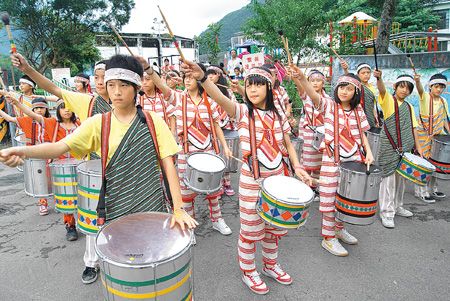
top-left (337, 75), bottom-right (361, 91)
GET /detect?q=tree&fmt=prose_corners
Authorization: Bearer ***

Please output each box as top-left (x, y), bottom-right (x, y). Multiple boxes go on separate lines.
top-left (0, 0), bottom-right (135, 74)
top-left (196, 22), bottom-right (222, 64)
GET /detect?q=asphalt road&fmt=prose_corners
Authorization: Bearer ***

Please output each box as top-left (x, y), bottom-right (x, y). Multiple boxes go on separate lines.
top-left (0, 164), bottom-right (449, 301)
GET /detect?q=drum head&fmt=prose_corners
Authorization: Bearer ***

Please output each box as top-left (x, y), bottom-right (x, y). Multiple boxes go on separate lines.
top-left (340, 161), bottom-right (381, 174)
top-left (434, 135), bottom-right (450, 144)
top-left (404, 153), bottom-right (435, 170)
top-left (187, 153), bottom-right (225, 173)
top-left (49, 158), bottom-right (81, 167)
top-left (77, 160), bottom-right (101, 176)
top-left (96, 212), bottom-right (192, 267)
top-left (262, 175), bottom-right (314, 205)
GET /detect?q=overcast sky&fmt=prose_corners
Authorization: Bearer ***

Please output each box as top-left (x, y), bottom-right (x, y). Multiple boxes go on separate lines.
top-left (122, 0), bottom-right (251, 38)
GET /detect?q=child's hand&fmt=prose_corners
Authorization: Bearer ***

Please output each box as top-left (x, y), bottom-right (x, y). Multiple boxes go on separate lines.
top-left (373, 70), bottom-right (382, 79)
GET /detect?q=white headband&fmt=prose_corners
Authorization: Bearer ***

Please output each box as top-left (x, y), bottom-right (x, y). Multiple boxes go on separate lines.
top-left (19, 78), bottom-right (35, 88)
top-left (104, 68), bottom-right (142, 86)
top-left (356, 64), bottom-right (371, 73)
top-left (429, 78), bottom-right (447, 87)
top-left (94, 63), bottom-right (106, 71)
top-left (395, 76), bottom-right (415, 86)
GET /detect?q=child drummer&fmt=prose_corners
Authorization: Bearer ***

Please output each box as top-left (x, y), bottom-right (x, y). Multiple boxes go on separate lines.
top-left (181, 60), bottom-right (312, 295)
top-left (414, 73), bottom-right (449, 203)
top-left (374, 70), bottom-right (422, 228)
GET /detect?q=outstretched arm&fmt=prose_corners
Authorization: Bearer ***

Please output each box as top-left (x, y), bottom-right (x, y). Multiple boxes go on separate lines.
top-left (10, 53), bottom-right (63, 99)
top-left (0, 141), bottom-right (70, 167)
top-left (6, 93), bottom-right (44, 123)
top-left (134, 56), bottom-right (172, 99)
top-left (0, 108), bottom-right (17, 123)
top-left (373, 70), bottom-right (386, 99)
top-left (290, 64), bottom-right (321, 108)
top-left (414, 73), bottom-right (424, 99)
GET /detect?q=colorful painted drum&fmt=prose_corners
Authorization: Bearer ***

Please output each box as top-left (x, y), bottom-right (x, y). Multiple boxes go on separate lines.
top-left (23, 158), bottom-right (52, 198)
top-left (312, 126), bottom-right (325, 151)
top-left (77, 160), bottom-right (101, 235)
top-left (95, 212), bottom-right (193, 301)
top-left (256, 175), bottom-right (314, 229)
top-left (430, 135), bottom-right (450, 180)
top-left (184, 152), bottom-right (226, 194)
top-left (49, 159), bottom-right (80, 214)
top-left (336, 162), bottom-right (382, 225)
top-left (397, 152), bottom-right (435, 186)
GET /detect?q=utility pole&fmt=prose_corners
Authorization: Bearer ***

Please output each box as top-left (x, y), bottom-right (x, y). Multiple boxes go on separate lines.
top-left (152, 18), bottom-right (166, 67)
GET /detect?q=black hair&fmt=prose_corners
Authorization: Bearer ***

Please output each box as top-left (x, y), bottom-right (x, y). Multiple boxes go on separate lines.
top-left (244, 66), bottom-right (280, 120)
top-left (429, 73), bottom-right (447, 89)
top-left (31, 97), bottom-right (51, 118)
top-left (56, 102), bottom-right (77, 123)
top-left (206, 65), bottom-right (230, 98)
top-left (182, 63), bottom-right (205, 95)
top-left (20, 75), bottom-right (36, 92)
top-left (167, 69), bottom-right (180, 77)
top-left (94, 60), bottom-right (108, 73)
top-left (333, 73), bottom-right (361, 110)
top-left (105, 54), bottom-right (143, 97)
top-left (164, 58), bottom-right (169, 62)
top-left (356, 63), bottom-right (371, 74)
top-left (262, 63), bottom-right (280, 88)
top-left (394, 74), bottom-right (414, 94)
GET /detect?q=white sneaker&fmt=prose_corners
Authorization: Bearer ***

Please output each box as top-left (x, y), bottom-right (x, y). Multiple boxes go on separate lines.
top-left (262, 263), bottom-right (293, 285)
top-left (242, 271), bottom-right (269, 295)
top-left (381, 216), bottom-right (395, 228)
top-left (321, 238), bottom-right (348, 257)
top-left (212, 218), bottom-right (232, 235)
top-left (396, 207), bottom-right (413, 217)
top-left (417, 195), bottom-right (435, 204)
top-left (336, 229), bottom-right (358, 245)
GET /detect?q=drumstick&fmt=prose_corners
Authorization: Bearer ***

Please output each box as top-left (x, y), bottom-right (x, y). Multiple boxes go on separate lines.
top-left (278, 31), bottom-right (292, 65)
top-left (158, 6), bottom-right (185, 61)
top-left (108, 22), bottom-right (134, 56)
top-left (406, 54), bottom-right (417, 74)
top-left (1, 13), bottom-right (17, 54)
top-left (327, 43), bottom-right (345, 62)
top-left (216, 83), bottom-right (229, 89)
top-left (230, 155), bottom-right (245, 165)
top-left (366, 163), bottom-right (371, 175)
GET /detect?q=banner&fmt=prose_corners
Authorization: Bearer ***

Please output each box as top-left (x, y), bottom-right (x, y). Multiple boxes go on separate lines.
top-left (242, 53), bottom-right (265, 72)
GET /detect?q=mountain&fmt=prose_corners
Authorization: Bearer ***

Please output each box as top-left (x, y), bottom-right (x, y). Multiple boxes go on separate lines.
top-left (197, 4), bottom-right (254, 54)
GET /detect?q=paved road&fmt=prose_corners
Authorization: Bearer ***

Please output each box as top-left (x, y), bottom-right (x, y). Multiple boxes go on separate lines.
top-left (0, 164), bottom-right (449, 301)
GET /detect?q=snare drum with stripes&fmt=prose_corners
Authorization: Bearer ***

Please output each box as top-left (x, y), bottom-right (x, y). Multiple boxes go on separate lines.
top-left (77, 160), bottom-right (101, 235)
top-left (49, 159), bottom-right (81, 214)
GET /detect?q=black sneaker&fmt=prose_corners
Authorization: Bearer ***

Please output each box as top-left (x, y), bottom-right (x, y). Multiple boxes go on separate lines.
top-left (65, 226), bottom-right (78, 241)
top-left (81, 267), bottom-right (98, 284)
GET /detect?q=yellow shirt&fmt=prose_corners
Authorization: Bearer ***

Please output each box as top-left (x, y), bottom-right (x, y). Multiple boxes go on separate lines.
top-left (419, 92), bottom-right (449, 118)
top-left (62, 111), bottom-right (179, 164)
top-left (366, 83), bottom-right (377, 96)
top-left (61, 89), bottom-right (95, 122)
top-left (378, 93), bottom-right (419, 128)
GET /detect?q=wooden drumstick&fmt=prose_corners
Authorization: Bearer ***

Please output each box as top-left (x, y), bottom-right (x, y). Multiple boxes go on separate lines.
top-left (406, 54), bottom-right (417, 74)
top-left (230, 155), bottom-right (245, 165)
top-left (278, 30), bottom-right (292, 65)
top-left (1, 13), bottom-right (17, 54)
top-left (366, 163), bottom-right (371, 175)
top-left (327, 43), bottom-right (345, 62)
top-left (108, 22), bottom-right (134, 56)
top-left (158, 6), bottom-right (185, 61)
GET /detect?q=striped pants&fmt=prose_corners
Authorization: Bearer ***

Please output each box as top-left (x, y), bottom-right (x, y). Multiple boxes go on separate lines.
top-left (178, 152), bottom-right (223, 222)
top-left (238, 164), bottom-right (287, 272)
top-left (319, 152), bottom-right (362, 237)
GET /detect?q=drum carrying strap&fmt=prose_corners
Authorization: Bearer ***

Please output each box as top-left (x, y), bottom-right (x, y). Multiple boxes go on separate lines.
top-left (97, 106), bottom-right (171, 224)
top-left (31, 120), bottom-right (37, 145)
top-left (86, 95), bottom-right (97, 118)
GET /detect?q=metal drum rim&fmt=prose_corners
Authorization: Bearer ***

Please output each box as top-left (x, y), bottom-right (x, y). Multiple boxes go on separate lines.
top-left (186, 152), bottom-right (226, 173)
top-left (77, 162), bottom-right (102, 176)
top-left (182, 177), bottom-right (221, 195)
top-left (95, 212), bottom-right (193, 269)
top-left (338, 164), bottom-right (382, 176)
top-left (260, 177), bottom-right (314, 206)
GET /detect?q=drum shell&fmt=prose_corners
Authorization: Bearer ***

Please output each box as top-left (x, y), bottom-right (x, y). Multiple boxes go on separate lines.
top-left (291, 137), bottom-right (304, 160)
top-left (23, 159), bottom-right (52, 197)
top-left (397, 154), bottom-right (435, 186)
top-left (77, 160), bottom-right (101, 235)
top-left (14, 134), bottom-right (28, 172)
top-left (220, 130), bottom-right (240, 173)
top-left (366, 128), bottom-right (381, 164)
top-left (312, 127), bottom-right (324, 151)
top-left (431, 135), bottom-right (450, 180)
top-left (184, 153), bottom-right (225, 194)
top-left (49, 160), bottom-right (79, 214)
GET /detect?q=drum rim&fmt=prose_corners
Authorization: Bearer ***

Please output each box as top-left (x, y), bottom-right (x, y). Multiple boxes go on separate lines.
top-left (49, 158), bottom-right (82, 167)
top-left (402, 153), bottom-right (436, 170)
top-left (432, 135), bottom-right (450, 145)
top-left (339, 162), bottom-right (382, 175)
top-left (186, 152), bottom-right (226, 173)
top-left (77, 160), bottom-right (102, 176)
top-left (182, 177), bottom-right (222, 194)
top-left (95, 212), bottom-right (193, 268)
top-left (260, 176), bottom-right (314, 206)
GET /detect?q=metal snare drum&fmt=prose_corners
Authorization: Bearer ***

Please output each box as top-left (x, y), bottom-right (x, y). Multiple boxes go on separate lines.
top-left (366, 127), bottom-right (381, 164)
top-left (312, 126), bottom-right (325, 151)
top-left (23, 158), bottom-right (52, 198)
top-left (430, 135), bottom-right (450, 180)
top-left (77, 160), bottom-right (101, 235)
top-left (184, 152), bottom-right (226, 194)
top-left (95, 212), bottom-right (193, 301)
top-left (290, 136), bottom-right (304, 161)
top-left (14, 134), bottom-right (29, 172)
top-left (397, 153), bottom-right (435, 186)
top-left (220, 130), bottom-right (240, 173)
top-left (49, 158), bottom-right (81, 214)
top-left (256, 175), bottom-right (314, 229)
top-left (336, 162), bottom-right (382, 225)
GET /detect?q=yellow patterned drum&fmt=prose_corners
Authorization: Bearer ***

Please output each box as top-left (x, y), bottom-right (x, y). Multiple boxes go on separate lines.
top-left (49, 159), bottom-right (80, 214)
top-left (77, 160), bottom-right (101, 235)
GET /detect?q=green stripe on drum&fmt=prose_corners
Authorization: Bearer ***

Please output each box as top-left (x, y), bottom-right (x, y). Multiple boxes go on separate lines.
top-left (78, 185), bottom-right (101, 194)
top-left (77, 222), bottom-right (98, 234)
top-left (105, 260), bottom-right (191, 287)
top-left (396, 169), bottom-right (426, 186)
top-left (52, 174), bottom-right (77, 178)
top-left (181, 290), bottom-right (192, 301)
top-left (77, 206), bottom-right (97, 216)
top-left (55, 208), bottom-right (76, 213)
top-left (261, 191), bottom-right (307, 212)
top-left (55, 193), bottom-right (78, 198)
top-left (259, 210), bottom-right (306, 226)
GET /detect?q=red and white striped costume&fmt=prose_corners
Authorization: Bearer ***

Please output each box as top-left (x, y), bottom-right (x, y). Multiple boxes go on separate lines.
top-left (298, 91), bottom-right (332, 176)
top-left (169, 90), bottom-right (224, 221)
top-left (319, 103), bottom-right (370, 238)
top-left (139, 92), bottom-right (175, 126)
top-left (234, 103), bottom-right (291, 272)
top-left (273, 86), bottom-right (291, 121)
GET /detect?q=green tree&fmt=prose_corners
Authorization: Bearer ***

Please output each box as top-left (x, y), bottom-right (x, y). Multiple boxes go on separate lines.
top-left (0, 0), bottom-right (135, 74)
top-left (196, 22), bottom-right (222, 64)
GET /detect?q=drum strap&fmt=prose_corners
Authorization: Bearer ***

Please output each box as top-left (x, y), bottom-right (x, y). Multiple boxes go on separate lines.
top-left (248, 113), bottom-right (261, 179)
top-left (31, 120), bottom-right (36, 145)
top-left (383, 97), bottom-right (415, 155)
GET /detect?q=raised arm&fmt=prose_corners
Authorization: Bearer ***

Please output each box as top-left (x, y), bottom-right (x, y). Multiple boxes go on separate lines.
top-left (7, 93), bottom-right (44, 123)
top-left (182, 60), bottom-right (236, 118)
top-left (11, 53), bottom-right (63, 99)
top-left (0, 108), bottom-right (17, 123)
top-left (134, 56), bottom-right (172, 99)
top-left (373, 70), bottom-right (386, 99)
top-left (341, 60), bottom-right (350, 75)
top-left (0, 141), bottom-right (70, 167)
top-left (290, 64), bottom-right (321, 108)
top-left (414, 73), bottom-right (424, 99)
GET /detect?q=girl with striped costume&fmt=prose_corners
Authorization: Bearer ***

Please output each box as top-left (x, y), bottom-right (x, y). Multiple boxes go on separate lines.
top-left (4, 53), bottom-right (198, 285)
top-left (181, 60), bottom-right (312, 295)
top-left (318, 74), bottom-right (374, 257)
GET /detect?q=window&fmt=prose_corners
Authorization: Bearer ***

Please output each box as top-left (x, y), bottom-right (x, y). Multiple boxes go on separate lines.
top-left (436, 10), bottom-right (449, 30)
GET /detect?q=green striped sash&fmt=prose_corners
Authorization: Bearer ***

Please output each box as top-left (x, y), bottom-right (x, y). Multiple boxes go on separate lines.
top-left (362, 85), bottom-right (377, 129)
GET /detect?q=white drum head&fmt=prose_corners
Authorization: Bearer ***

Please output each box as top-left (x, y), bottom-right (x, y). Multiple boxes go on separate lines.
top-left (404, 153), bottom-right (435, 170)
top-left (262, 175), bottom-right (314, 205)
top-left (187, 153), bottom-right (225, 173)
